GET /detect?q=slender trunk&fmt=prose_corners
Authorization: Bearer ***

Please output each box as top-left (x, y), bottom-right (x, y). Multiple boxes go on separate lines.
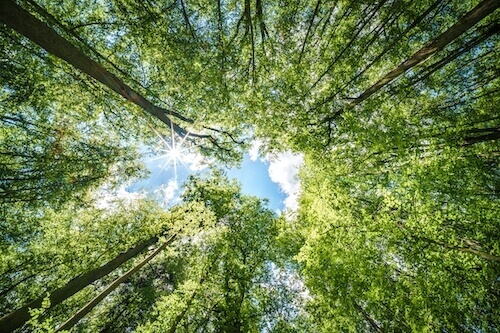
top-left (256, 0), bottom-right (268, 40)
top-left (463, 127), bottom-right (500, 146)
top-left (179, 0), bottom-right (196, 40)
top-left (243, 0), bottom-right (255, 78)
top-left (314, 1), bottom-right (337, 44)
top-left (325, 0), bottom-right (499, 120)
top-left (341, 0), bottom-right (444, 93)
top-left (167, 268), bottom-right (210, 333)
top-left (309, 1), bottom-right (387, 93)
top-left (228, 284), bottom-right (246, 333)
top-left (55, 234), bottom-right (176, 332)
top-left (298, 0), bottom-right (322, 64)
top-left (353, 301), bottom-right (384, 333)
top-left (0, 236), bottom-right (160, 333)
top-left (0, 0), bottom-right (197, 137)
top-left (0, 263), bottom-right (58, 297)
top-left (353, 0), bottom-right (499, 104)
top-left (405, 23), bottom-right (500, 88)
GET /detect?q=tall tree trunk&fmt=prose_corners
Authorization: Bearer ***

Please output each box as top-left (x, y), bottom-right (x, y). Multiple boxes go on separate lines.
top-left (167, 268), bottom-right (210, 333)
top-left (309, 0), bottom-right (388, 93)
top-left (354, 0), bottom-right (499, 103)
top-left (325, 0), bottom-right (499, 120)
top-left (404, 23), bottom-right (500, 88)
top-left (298, 0), bottom-right (322, 64)
top-left (338, 0), bottom-right (444, 95)
top-left (0, 236), bottom-right (160, 333)
top-left (353, 300), bottom-right (384, 333)
top-left (55, 234), bottom-right (176, 332)
top-left (463, 127), bottom-right (500, 146)
top-left (0, 0), bottom-right (196, 137)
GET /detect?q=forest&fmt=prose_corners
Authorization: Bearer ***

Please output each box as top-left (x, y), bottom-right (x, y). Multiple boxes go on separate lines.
top-left (0, 0), bottom-right (499, 332)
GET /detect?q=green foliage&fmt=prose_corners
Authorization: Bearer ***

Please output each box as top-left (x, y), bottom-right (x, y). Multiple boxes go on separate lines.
top-left (27, 295), bottom-right (59, 333)
top-left (0, 198), bottom-right (169, 315)
top-left (135, 172), bottom-right (299, 333)
top-left (294, 148), bottom-right (500, 331)
top-left (1, 0), bottom-right (499, 331)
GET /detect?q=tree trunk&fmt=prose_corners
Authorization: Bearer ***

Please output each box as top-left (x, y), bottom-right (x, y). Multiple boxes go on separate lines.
top-left (55, 234), bottom-right (176, 332)
top-left (0, 236), bottom-right (160, 333)
top-left (167, 268), bottom-right (210, 333)
top-left (341, 0), bottom-right (444, 93)
top-left (353, 0), bottom-right (499, 103)
top-left (309, 0), bottom-right (388, 93)
top-left (0, 0), bottom-right (196, 137)
top-left (425, 24), bottom-right (497, 81)
top-left (463, 127), bottom-right (500, 146)
top-left (353, 301), bottom-right (384, 333)
top-left (325, 0), bottom-right (499, 120)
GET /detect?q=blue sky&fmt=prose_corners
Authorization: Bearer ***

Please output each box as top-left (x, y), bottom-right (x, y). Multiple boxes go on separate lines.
top-left (126, 132), bottom-right (303, 213)
top-left (128, 151), bottom-right (291, 213)
top-left (226, 155), bottom-right (287, 211)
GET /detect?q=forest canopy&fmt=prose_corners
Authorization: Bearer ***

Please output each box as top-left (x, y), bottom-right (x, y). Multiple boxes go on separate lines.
top-left (0, 0), bottom-right (499, 332)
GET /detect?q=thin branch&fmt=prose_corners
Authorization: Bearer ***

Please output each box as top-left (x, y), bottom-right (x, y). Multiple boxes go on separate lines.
top-left (179, 0), bottom-right (197, 40)
top-left (298, 0), bottom-right (322, 64)
top-left (321, 0), bottom-right (500, 124)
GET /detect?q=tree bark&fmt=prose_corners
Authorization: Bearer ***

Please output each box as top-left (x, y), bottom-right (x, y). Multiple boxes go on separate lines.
top-left (341, 0), bottom-right (444, 93)
top-left (404, 23), bottom-right (500, 88)
top-left (0, 0), bottom-right (198, 137)
top-left (0, 236), bottom-right (160, 333)
top-left (353, 0), bottom-right (499, 103)
top-left (353, 301), bottom-right (384, 333)
top-left (298, 0), bottom-right (322, 64)
top-left (325, 0), bottom-right (499, 120)
top-left (55, 234), bottom-right (176, 332)
top-left (463, 127), bottom-right (500, 146)
top-left (309, 0), bottom-right (388, 93)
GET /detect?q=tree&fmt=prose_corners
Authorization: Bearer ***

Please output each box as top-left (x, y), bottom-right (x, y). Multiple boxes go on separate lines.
top-left (0, 0), bottom-right (246, 160)
top-left (0, 234), bottom-right (162, 333)
top-left (293, 149), bottom-right (500, 331)
top-left (136, 172), bottom-right (304, 333)
top-left (55, 234), bottom-right (176, 332)
top-left (1, 0), bottom-right (499, 331)
top-left (247, 0), bottom-right (500, 151)
top-left (0, 196), bottom-right (175, 332)
top-left (0, 3), bottom-right (145, 218)
top-left (322, 0), bottom-right (499, 120)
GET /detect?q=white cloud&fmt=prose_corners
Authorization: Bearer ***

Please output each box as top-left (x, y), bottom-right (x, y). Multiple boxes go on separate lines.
top-left (248, 139), bottom-right (263, 161)
top-left (247, 140), bottom-right (304, 212)
top-left (265, 151), bottom-right (303, 212)
top-left (183, 152), bottom-right (212, 171)
top-left (94, 185), bottom-right (145, 210)
top-left (155, 179), bottom-right (179, 205)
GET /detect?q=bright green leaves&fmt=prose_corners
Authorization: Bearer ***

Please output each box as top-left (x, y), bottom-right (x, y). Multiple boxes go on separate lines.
top-left (294, 142), bottom-right (500, 331)
top-left (0, 24), bottom-right (146, 214)
top-left (1, 0), bottom-right (499, 331)
top-left (134, 172), bottom-right (301, 333)
top-left (0, 198), bottom-right (165, 313)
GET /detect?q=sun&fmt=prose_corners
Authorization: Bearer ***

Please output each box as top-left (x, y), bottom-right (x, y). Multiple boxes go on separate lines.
top-left (169, 146), bottom-right (182, 159)
top-left (147, 126), bottom-right (191, 179)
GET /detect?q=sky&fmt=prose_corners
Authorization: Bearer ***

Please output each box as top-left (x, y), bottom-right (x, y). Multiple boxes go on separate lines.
top-left (126, 138), bottom-right (303, 214)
